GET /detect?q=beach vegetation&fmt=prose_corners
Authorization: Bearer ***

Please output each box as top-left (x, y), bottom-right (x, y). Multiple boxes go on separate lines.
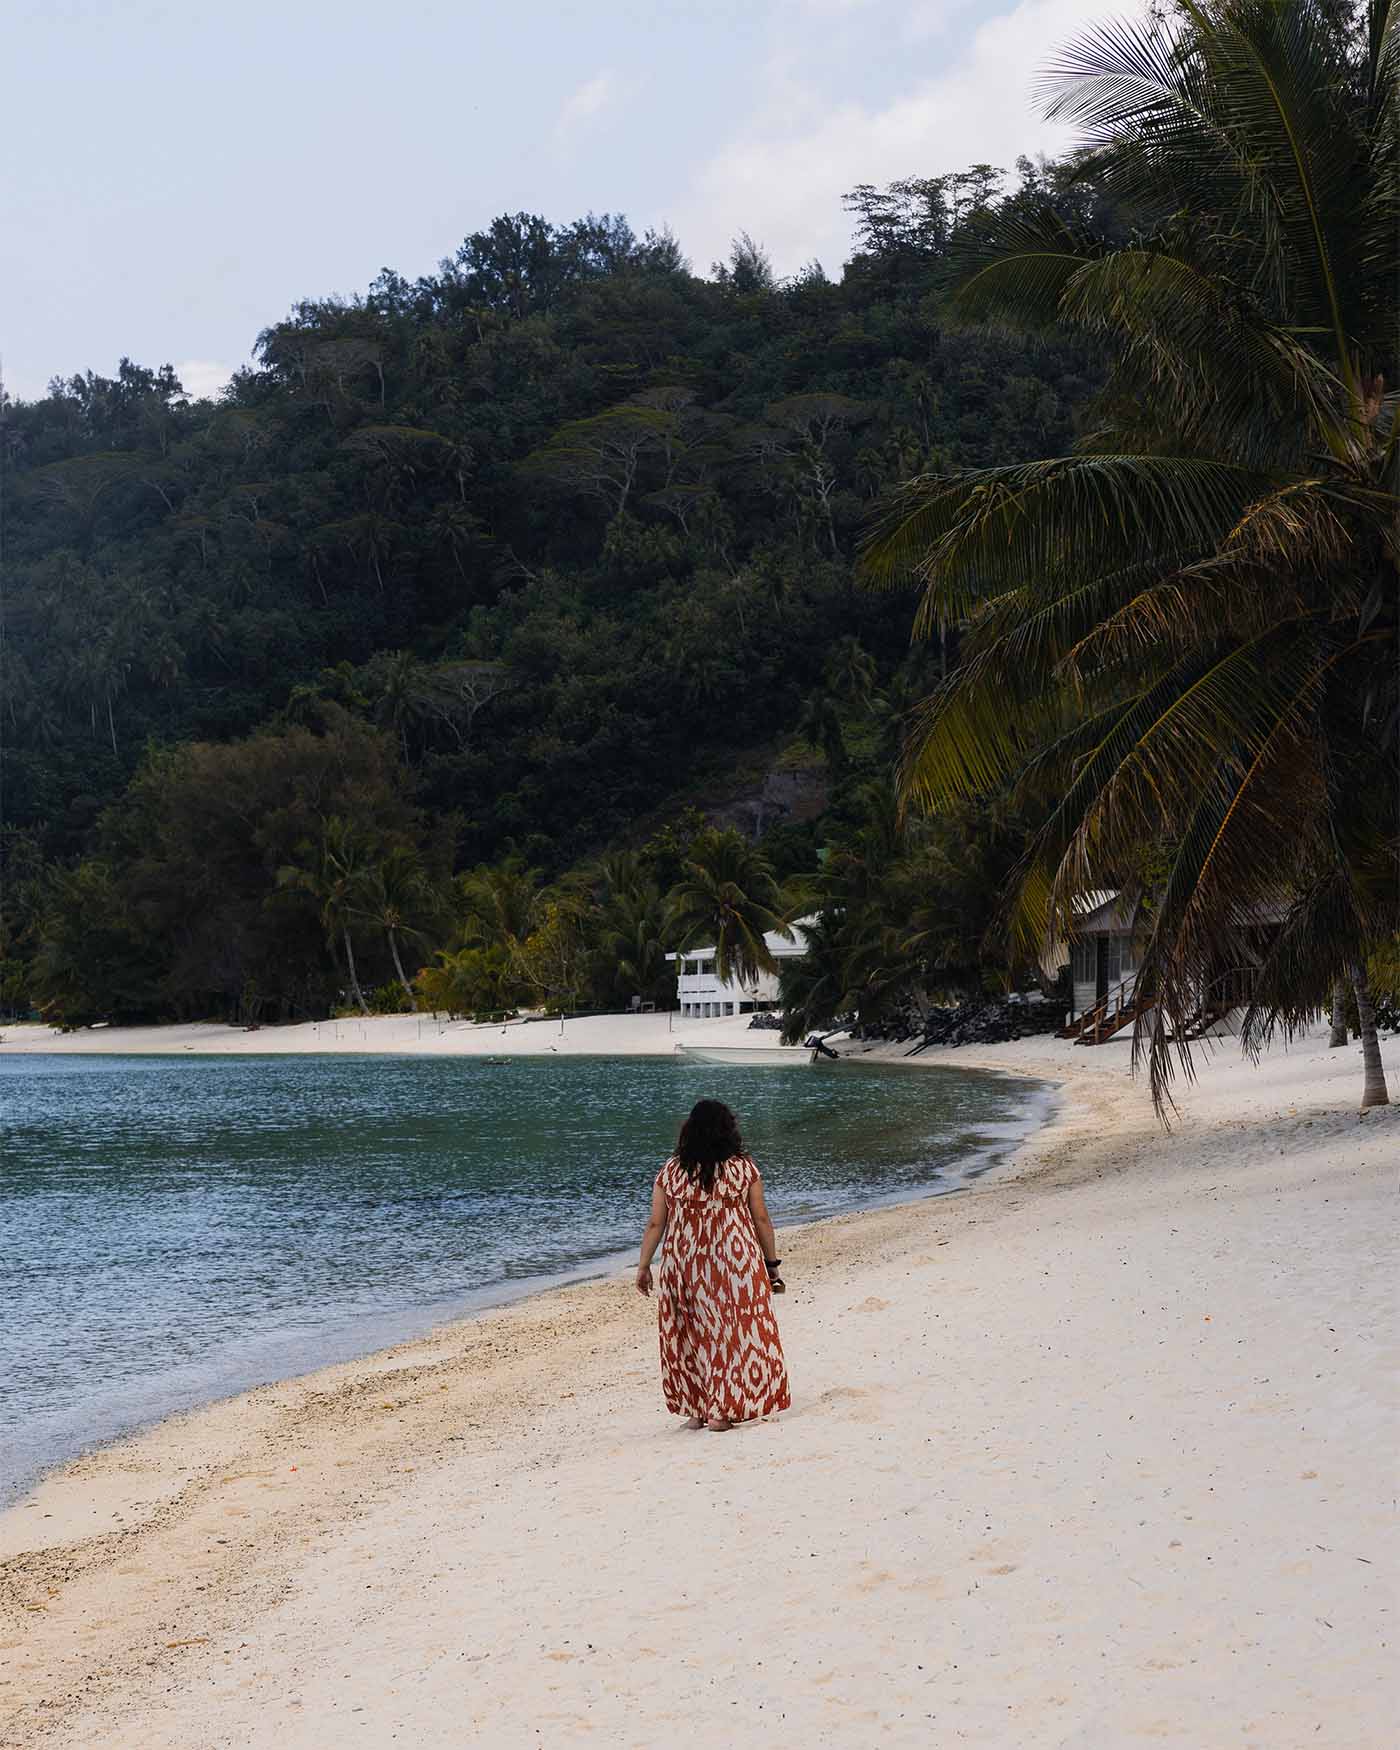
top-left (666, 828), bottom-right (794, 991)
top-left (14, 9), bottom-right (1389, 1095)
top-left (2, 142), bottom-right (1100, 1026)
top-left (863, 0), bottom-right (1398, 1107)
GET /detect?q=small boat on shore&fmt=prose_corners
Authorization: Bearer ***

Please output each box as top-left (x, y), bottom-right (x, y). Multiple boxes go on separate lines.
top-left (674, 1043), bottom-right (813, 1067)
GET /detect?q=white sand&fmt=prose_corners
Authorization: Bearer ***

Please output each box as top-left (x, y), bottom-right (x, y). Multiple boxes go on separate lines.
top-left (0, 1010), bottom-right (781, 1058)
top-left (1, 1025), bottom-right (1395, 1748)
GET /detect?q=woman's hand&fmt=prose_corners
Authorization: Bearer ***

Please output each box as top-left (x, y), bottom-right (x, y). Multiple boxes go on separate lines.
top-left (636, 1180), bottom-right (667, 1299)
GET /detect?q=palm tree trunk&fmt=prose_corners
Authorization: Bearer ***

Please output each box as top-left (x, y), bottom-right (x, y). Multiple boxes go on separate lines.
top-left (1328, 975), bottom-right (1349, 1047)
top-left (1349, 961), bottom-right (1389, 1109)
top-left (343, 927), bottom-right (371, 1016)
top-left (388, 928), bottom-right (418, 1011)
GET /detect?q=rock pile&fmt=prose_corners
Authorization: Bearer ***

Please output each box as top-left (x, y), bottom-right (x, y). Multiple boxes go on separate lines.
top-left (855, 994), bottom-right (1065, 1051)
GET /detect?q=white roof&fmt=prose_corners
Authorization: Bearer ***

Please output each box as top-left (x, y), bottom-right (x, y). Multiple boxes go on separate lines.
top-left (667, 916), bottom-right (814, 962)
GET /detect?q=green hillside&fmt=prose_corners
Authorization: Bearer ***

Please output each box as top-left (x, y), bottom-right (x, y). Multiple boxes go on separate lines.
top-left (0, 160), bottom-right (1104, 1024)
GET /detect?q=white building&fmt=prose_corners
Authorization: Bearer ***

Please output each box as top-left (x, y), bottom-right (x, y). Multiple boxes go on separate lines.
top-left (1067, 891), bottom-right (1141, 1021)
top-left (667, 919), bottom-right (814, 1019)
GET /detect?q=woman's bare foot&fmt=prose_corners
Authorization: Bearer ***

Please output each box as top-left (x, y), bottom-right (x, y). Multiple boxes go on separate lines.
top-left (706, 1416), bottom-right (732, 1432)
top-left (684, 1416), bottom-right (705, 1430)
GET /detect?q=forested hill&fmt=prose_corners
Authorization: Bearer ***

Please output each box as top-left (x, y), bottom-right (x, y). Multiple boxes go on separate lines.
top-left (0, 160), bottom-right (1105, 1023)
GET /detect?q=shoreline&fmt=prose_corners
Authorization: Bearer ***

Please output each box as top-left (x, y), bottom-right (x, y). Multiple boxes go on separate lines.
top-left (0, 1051), bottom-right (1057, 1513)
top-left (3, 1027), bottom-right (1395, 1746)
top-left (0, 1010), bottom-right (797, 1058)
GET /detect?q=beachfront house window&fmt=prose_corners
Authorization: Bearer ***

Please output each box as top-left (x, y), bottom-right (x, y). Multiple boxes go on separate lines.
top-left (1105, 935), bottom-right (1123, 987)
top-left (1071, 941), bottom-right (1095, 983)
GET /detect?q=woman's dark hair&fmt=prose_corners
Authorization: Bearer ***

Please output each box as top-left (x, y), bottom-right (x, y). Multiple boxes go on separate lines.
top-left (674, 1099), bottom-right (746, 1191)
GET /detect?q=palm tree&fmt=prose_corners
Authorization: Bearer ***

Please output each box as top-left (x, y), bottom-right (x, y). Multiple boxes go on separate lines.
top-left (355, 845), bottom-right (437, 1010)
top-left (456, 858), bottom-right (541, 954)
top-left (667, 828), bottom-right (793, 994)
top-left (864, 0), bottom-right (1397, 1110)
top-left (777, 909), bottom-right (853, 1043)
top-left (796, 688), bottom-right (848, 772)
top-left (277, 816), bottom-right (374, 1016)
top-left (612, 899), bottom-right (671, 1007)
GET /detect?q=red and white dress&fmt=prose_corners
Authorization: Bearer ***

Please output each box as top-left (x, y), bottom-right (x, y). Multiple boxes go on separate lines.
top-left (654, 1153), bottom-right (790, 1423)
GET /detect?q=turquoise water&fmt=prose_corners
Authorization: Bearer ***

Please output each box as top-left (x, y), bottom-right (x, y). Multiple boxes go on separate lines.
top-left (0, 1052), bottom-right (1047, 1501)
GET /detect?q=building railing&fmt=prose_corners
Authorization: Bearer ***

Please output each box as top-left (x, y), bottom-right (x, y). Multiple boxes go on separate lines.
top-left (1061, 976), bottom-right (1146, 1044)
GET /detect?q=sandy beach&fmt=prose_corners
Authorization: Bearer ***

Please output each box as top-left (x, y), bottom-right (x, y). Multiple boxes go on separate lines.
top-left (2, 1021), bottom-right (1396, 1748)
top-left (0, 1010), bottom-right (775, 1058)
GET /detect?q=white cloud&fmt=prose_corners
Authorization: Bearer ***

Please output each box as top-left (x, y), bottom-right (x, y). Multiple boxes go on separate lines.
top-left (555, 70), bottom-right (617, 141)
top-left (174, 358), bottom-right (235, 400)
top-left (671, 0), bottom-right (1116, 277)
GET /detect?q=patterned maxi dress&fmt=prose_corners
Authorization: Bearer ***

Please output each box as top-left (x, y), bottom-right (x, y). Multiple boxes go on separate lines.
top-left (655, 1153), bottom-right (790, 1423)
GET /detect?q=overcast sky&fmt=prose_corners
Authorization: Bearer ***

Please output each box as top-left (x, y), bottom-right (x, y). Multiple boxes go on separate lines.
top-left (3, 0), bottom-right (1118, 402)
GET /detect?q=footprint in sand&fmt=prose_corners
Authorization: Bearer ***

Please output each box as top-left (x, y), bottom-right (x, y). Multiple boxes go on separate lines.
top-left (816, 1385), bottom-right (882, 1423)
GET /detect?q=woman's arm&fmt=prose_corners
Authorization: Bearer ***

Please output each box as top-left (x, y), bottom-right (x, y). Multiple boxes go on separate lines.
top-left (635, 1180), bottom-right (668, 1296)
top-left (745, 1168), bottom-right (784, 1289)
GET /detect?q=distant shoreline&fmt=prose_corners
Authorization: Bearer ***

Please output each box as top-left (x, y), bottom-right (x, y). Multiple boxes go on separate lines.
top-left (0, 1009), bottom-right (811, 1059)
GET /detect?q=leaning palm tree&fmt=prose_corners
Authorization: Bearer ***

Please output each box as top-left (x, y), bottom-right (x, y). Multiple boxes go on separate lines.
top-left (277, 816), bottom-right (375, 1016)
top-left (354, 844), bottom-right (438, 1010)
top-left (667, 828), bottom-right (793, 992)
top-left (864, 0), bottom-right (1398, 1109)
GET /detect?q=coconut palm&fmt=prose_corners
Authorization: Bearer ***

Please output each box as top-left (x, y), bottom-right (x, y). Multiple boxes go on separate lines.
top-left (864, 0), bottom-right (1398, 1109)
top-left (277, 816), bottom-right (375, 1015)
top-left (456, 858), bottom-right (542, 954)
top-left (354, 844), bottom-right (438, 1010)
top-left (777, 909), bottom-right (854, 1043)
top-left (667, 828), bottom-right (793, 992)
top-left (598, 876), bottom-right (671, 1009)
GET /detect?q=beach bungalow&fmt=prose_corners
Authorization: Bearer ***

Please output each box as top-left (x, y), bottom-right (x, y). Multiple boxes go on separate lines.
top-left (667, 919), bottom-right (814, 1019)
top-left (1035, 889), bottom-right (1150, 1044)
top-left (1054, 889), bottom-right (1278, 1044)
top-left (1068, 891), bottom-right (1142, 1024)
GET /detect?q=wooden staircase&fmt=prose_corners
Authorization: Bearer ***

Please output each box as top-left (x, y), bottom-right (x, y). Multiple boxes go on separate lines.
top-left (1171, 968), bottom-right (1258, 1042)
top-left (1059, 967), bottom-right (1258, 1047)
top-left (1058, 981), bottom-right (1154, 1046)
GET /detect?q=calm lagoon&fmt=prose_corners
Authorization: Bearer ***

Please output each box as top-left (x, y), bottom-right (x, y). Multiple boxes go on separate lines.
top-left (0, 1051), bottom-right (1048, 1501)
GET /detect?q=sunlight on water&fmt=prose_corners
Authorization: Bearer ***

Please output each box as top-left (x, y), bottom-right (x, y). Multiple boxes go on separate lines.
top-left (0, 1052), bottom-right (1048, 1500)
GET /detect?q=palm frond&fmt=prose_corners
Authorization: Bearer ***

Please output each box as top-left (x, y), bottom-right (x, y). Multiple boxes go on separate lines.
top-left (861, 455), bottom-right (1269, 611)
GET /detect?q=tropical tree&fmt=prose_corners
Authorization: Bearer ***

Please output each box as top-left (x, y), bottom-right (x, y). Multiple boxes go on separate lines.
top-left (416, 943), bottom-right (524, 1017)
top-left (456, 858), bottom-right (542, 955)
top-left (354, 844), bottom-right (438, 1009)
top-left (864, 0), bottom-right (1398, 1109)
top-left (30, 860), bottom-right (160, 1025)
top-left (595, 863), bottom-right (672, 1009)
top-left (667, 827), bottom-right (793, 992)
top-left (777, 909), bottom-right (854, 1043)
top-left (277, 816), bottom-right (375, 1015)
top-left (516, 899), bottom-right (588, 1012)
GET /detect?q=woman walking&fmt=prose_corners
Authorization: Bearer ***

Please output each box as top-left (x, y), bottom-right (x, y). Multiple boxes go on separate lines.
top-left (635, 1099), bottom-right (790, 1431)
